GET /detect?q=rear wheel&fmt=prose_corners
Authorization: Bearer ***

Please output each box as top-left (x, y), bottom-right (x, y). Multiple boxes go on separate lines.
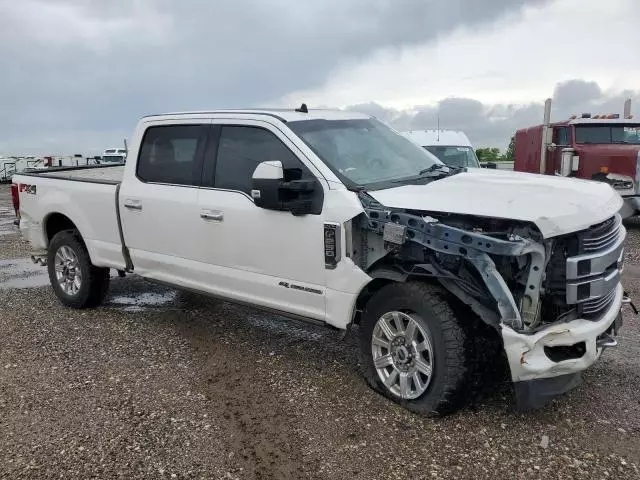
top-left (47, 230), bottom-right (110, 308)
top-left (359, 282), bottom-right (471, 415)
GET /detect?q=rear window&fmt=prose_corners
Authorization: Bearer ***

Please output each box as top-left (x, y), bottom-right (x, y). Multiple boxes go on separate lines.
top-left (136, 125), bottom-right (208, 186)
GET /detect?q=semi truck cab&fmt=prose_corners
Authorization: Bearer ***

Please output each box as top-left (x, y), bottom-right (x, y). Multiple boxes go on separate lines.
top-left (515, 98), bottom-right (640, 217)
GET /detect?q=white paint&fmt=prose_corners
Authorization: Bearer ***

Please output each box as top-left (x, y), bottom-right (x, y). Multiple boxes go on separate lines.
top-left (368, 168), bottom-right (623, 238)
top-left (503, 284), bottom-right (623, 382)
top-left (252, 160), bottom-right (283, 180)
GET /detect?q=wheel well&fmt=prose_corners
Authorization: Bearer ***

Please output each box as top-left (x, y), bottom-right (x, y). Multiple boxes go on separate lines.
top-left (353, 278), bottom-right (393, 325)
top-left (45, 213), bottom-right (78, 244)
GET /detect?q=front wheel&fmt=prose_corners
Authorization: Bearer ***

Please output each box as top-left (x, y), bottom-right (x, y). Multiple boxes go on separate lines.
top-left (359, 282), bottom-right (471, 415)
top-left (47, 230), bottom-right (110, 308)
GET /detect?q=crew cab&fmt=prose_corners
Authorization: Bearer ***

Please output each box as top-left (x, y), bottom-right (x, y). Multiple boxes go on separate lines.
top-left (12, 107), bottom-right (629, 414)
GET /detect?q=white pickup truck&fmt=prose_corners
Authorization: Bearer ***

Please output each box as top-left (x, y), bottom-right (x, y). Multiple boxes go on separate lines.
top-left (12, 107), bottom-right (629, 414)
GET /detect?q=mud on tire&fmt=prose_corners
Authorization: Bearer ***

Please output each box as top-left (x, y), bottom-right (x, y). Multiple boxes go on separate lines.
top-left (47, 229), bottom-right (110, 309)
top-left (358, 281), bottom-right (475, 416)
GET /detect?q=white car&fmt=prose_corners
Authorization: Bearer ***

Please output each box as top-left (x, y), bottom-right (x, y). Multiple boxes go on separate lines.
top-left (402, 129), bottom-right (480, 168)
top-left (12, 107), bottom-right (628, 414)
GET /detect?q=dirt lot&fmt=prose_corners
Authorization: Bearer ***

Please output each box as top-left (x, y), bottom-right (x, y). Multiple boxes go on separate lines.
top-left (1, 183), bottom-right (639, 479)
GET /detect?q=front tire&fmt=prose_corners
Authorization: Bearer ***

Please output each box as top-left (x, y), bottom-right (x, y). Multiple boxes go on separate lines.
top-left (47, 230), bottom-right (110, 308)
top-left (359, 282), bottom-right (470, 415)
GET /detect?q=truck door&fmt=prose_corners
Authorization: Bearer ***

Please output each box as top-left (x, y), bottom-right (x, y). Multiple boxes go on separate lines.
top-left (118, 121), bottom-right (210, 283)
top-left (550, 126), bottom-right (571, 174)
top-left (195, 120), bottom-right (327, 321)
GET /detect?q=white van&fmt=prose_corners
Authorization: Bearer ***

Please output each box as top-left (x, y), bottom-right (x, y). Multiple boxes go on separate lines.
top-left (102, 148), bottom-right (127, 164)
top-left (402, 130), bottom-right (480, 168)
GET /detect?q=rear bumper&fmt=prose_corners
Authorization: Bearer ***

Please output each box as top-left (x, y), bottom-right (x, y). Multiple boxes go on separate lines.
top-left (501, 284), bottom-right (624, 408)
top-left (18, 216), bottom-right (47, 251)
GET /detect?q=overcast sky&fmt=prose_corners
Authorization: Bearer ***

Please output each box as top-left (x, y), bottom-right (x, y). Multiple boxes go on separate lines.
top-left (1, 0), bottom-right (639, 155)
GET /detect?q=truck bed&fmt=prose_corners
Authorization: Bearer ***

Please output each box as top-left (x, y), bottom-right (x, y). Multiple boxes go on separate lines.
top-left (21, 165), bottom-right (124, 184)
top-left (13, 164), bottom-right (127, 271)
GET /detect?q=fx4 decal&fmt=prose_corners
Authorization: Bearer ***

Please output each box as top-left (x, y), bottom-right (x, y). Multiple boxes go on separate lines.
top-left (18, 184), bottom-right (37, 195)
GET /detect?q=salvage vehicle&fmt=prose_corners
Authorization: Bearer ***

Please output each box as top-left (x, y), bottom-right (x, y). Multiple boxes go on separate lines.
top-left (12, 106), bottom-right (630, 414)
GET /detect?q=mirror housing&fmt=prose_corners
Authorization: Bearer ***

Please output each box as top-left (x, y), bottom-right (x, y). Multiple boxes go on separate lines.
top-left (251, 161), bottom-right (316, 215)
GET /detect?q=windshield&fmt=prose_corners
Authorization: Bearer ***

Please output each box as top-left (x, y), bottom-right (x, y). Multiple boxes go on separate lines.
top-left (575, 124), bottom-right (640, 144)
top-left (288, 118), bottom-right (442, 188)
top-left (102, 155), bottom-right (125, 163)
top-left (424, 145), bottom-right (479, 168)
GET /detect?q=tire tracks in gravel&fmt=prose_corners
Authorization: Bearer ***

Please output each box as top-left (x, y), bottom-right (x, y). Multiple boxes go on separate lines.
top-left (175, 306), bottom-right (321, 480)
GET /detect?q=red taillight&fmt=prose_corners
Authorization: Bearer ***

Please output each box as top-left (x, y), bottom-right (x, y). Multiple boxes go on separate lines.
top-left (11, 183), bottom-right (19, 217)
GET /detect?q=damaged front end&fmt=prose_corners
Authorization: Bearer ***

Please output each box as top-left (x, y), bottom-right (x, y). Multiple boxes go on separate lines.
top-left (353, 194), bottom-right (629, 410)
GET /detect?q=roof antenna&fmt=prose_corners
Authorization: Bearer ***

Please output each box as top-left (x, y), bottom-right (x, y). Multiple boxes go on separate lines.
top-left (295, 103), bottom-right (308, 113)
top-left (437, 115), bottom-right (440, 142)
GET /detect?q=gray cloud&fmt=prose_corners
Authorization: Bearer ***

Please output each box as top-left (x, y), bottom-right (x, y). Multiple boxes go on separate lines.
top-left (348, 80), bottom-right (640, 150)
top-left (0, 0), bottom-right (548, 154)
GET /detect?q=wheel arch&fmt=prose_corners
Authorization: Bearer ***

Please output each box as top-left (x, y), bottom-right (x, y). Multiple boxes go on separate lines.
top-left (352, 264), bottom-right (442, 325)
top-left (44, 212), bottom-right (84, 245)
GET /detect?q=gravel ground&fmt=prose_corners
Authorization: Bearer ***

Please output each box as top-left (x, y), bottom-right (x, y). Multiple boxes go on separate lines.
top-left (0, 183), bottom-right (639, 479)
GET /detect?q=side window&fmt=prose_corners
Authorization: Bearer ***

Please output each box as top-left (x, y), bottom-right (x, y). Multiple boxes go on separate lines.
top-left (214, 126), bottom-right (309, 194)
top-left (137, 125), bottom-right (208, 186)
top-left (554, 126), bottom-right (570, 146)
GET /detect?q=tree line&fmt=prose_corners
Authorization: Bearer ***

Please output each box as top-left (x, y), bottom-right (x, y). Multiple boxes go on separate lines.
top-left (475, 136), bottom-right (515, 163)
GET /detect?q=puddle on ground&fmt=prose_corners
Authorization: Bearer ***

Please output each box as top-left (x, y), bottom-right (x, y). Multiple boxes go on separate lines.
top-left (0, 258), bottom-right (50, 289)
top-left (109, 291), bottom-right (178, 312)
top-left (0, 207), bottom-right (18, 236)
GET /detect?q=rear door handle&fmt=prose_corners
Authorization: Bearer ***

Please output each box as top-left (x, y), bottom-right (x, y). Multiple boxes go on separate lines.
top-left (124, 199), bottom-right (142, 210)
top-left (200, 209), bottom-right (223, 222)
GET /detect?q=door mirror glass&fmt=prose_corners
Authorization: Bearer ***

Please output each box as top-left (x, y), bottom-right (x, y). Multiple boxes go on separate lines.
top-left (251, 161), bottom-right (316, 215)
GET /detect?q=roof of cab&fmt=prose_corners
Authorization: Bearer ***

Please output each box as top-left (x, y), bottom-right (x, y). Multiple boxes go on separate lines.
top-left (142, 108), bottom-right (372, 123)
top-left (402, 129), bottom-right (473, 147)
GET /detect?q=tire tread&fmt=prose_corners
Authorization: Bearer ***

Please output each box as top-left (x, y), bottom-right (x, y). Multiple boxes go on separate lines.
top-left (359, 281), bottom-right (474, 416)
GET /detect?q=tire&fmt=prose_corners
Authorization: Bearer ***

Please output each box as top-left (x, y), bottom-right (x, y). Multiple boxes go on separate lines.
top-left (47, 229), bottom-right (110, 308)
top-left (358, 281), bottom-right (471, 416)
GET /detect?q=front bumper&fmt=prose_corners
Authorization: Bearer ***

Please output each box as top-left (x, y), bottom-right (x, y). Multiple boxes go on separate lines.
top-left (620, 195), bottom-right (640, 218)
top-left (502, 284), bottom-right (624, 409)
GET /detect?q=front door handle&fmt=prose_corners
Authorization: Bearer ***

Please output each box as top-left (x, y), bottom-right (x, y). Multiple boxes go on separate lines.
top-left (200, 209), bottom-right (223, 222)
top-left (124, 199), bottom-right (142, 210)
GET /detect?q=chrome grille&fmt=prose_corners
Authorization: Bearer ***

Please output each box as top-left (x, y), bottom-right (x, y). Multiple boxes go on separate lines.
top-left (581, 215), bottom-right (621, 252)
top-left (563, 213), bottom-right (625, 319)
top-left (581, 286), bottom-right (617, 316)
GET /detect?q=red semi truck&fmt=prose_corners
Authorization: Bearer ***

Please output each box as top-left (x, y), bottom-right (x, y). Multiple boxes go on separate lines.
top-left (515, 98), bottom-right (640, 217)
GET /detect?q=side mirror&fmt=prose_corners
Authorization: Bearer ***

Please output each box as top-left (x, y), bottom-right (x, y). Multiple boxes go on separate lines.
top-left (251, 160), bottom-right (284, 210)
top-left (482, 162), bottom-right (497, 169)
top-left (251, 161), bottom-right (316, 215)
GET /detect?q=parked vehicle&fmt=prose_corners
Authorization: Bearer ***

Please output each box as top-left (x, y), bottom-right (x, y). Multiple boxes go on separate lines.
top-left (101, 148), bottom-right (127, 164)
top-left (0, 157), bottom-right (17, 183)
top-left (12, 106), bottom-right (629, 414)
top-left (402, 129), bottom-right (480, 168)
top-left (514, 98), bottom-right (640, 217)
